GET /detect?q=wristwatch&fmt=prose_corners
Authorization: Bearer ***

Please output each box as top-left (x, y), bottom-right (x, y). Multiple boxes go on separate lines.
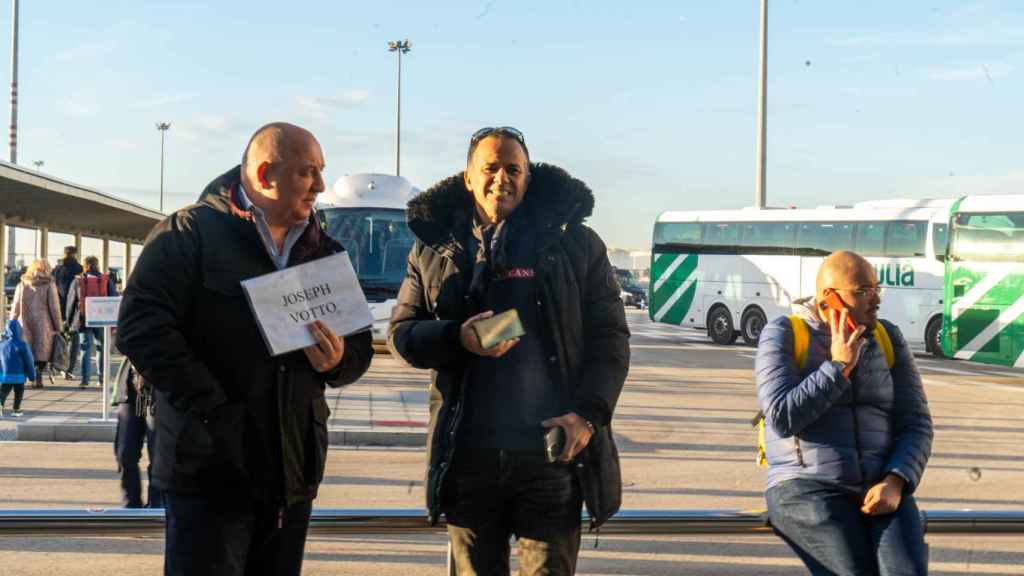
top-left (583, 418), bottom-right (596, 434)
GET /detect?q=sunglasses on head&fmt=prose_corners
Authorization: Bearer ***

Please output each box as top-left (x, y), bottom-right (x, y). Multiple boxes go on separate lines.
top-left (469, 126), bottom-right (527, 147)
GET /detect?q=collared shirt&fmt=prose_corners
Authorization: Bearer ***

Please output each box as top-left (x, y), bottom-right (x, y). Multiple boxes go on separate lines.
top-left (238, 183), bottom-right (310, 270)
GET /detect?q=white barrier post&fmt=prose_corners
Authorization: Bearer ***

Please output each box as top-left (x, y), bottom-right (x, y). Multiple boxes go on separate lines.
top-left (102, 326), bottom-right (111, 421)
top-left (85, 296), bottom-right (121, 422)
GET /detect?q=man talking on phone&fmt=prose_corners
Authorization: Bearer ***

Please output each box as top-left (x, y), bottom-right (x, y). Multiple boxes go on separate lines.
top-left (755, 250), bottom-right (933, 575)
top-left (389, 127), bottom-right (629, 575)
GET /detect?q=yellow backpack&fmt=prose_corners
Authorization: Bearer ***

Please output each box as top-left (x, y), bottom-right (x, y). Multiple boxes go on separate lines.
top-left (754, 315), bottom-right (895, 468)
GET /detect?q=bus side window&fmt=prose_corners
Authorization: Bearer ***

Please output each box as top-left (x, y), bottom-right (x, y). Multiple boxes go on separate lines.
top-left (705, 223), bottom-right (739, 252)
top-left (855, 222), bottom-right (886, 256)
top-left (798, 222), bottom-right (853, 255)
top-left (739, 222), bottom-right (795, 254)
top-left (885, 221), bottom-right (927, 257)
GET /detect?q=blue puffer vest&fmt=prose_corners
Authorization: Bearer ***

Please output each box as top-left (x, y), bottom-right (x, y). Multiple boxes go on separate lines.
top-left (755, 299), bottom-right (933, 493)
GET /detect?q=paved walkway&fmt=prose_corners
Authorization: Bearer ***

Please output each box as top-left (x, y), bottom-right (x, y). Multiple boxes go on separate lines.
top-left (0, 353), bottom-right (430, 446)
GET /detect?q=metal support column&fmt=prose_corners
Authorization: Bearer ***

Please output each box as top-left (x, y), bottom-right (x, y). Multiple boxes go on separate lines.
top-left (125, 242), bottom-right (133, 280)
top-left (101, 238), bottom-right (109, 272)
top-left (39, 226), bottom-right (48, 264)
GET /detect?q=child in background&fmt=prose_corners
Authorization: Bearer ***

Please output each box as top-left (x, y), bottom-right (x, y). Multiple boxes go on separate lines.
top-left (0, 319), bottom-right (35, 418)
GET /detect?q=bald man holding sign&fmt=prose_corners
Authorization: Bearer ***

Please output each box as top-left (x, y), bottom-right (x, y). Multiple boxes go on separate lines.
top-left (118, 123), bottom-right (374, 576)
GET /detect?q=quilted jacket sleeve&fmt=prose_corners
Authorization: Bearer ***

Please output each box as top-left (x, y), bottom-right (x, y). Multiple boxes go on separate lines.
top-left (882, 322), bottom-right (933, 493)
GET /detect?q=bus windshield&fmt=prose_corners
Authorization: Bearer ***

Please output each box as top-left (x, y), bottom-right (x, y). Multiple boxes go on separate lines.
top-left (950, 211), bottom-right (1024, 263)
top-left (320, 207), bottom-right (415, 300)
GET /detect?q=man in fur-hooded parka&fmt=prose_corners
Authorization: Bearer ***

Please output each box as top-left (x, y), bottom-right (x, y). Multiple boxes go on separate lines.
top-left (388, 129), bottom-right (629, 575)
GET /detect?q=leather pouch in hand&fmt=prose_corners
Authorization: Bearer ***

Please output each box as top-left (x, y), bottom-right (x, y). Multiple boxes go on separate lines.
top-left (471, 309), bottom-right (526, 350)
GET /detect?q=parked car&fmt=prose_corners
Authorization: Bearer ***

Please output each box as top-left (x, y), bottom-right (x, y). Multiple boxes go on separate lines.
top-left (614, 268), bottom-right (647, 309)
top-left (3, 265), bottom-right (25, 302)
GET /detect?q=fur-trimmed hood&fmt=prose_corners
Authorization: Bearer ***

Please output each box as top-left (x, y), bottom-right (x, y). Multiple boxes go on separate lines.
top-left (406, 163), bottom-right (595, 250)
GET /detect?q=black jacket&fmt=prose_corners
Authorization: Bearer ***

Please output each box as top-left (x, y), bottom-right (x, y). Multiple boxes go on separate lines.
top-left (52, 257), bottom-right (82, 316)
top-left (388, 163), bottom-right (630, 529)
top-left (117, 166), bottom-right (374, 505)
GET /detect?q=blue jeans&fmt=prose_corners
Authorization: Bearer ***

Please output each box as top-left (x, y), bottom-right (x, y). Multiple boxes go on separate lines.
top-left (80, 328), bottom-right (104, 385)
top-left (766, 478), bottom-right (927, 575)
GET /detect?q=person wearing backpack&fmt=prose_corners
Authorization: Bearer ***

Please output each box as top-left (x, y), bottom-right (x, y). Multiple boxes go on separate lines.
top-left (66, 256), bottom-right (117, 388)
top-left (755, 251), bottom-right (933, 576)
top-left (0, 319), bottom-right (35, 418)
top-left (53, 246), bottom-right (84, 379)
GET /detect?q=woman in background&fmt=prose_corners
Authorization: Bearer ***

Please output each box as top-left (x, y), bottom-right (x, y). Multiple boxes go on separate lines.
top-left (11, 259), bottom-right (62, 389)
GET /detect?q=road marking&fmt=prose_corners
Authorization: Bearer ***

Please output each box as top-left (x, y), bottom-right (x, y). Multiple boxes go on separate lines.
top-left (923, 378), bottom-right (1023, 394)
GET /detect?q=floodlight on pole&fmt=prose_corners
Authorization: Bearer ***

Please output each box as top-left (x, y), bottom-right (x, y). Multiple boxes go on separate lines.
top-left (156, 122), bottom-right (171, 213)
top-left (387, 39), bottom-right (411, 177)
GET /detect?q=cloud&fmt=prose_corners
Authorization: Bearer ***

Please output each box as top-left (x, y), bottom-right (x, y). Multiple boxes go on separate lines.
top-left (295, 90), bottom-right (371, 120)
top-left (916, 169), bottom-right (1024, 197)
top-left (54, 38), bottom-right (119, 64)
top-left (926, 62), bottom-right (1013, 82)
top-left (136, 94), bottom-right (197, 109)
top-left (57, 92), bottom-right (100, 117)
top-left (171, 113), bottom-right (238, 143)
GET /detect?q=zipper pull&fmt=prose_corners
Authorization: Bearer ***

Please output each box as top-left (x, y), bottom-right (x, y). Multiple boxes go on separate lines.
top-left (277, 507), bottom-right (284, 530)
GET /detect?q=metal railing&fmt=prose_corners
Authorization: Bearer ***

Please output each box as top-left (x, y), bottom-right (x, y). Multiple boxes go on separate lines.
top-left (2, 508), bottom-right (1023, 537)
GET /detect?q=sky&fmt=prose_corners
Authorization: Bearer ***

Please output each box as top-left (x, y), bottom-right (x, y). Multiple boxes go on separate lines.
top-left (2, 0), bottom-right (1023, 250)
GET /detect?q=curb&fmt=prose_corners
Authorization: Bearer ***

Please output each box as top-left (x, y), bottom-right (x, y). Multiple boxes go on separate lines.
top-left (16, 419), bottom-right (427, 447)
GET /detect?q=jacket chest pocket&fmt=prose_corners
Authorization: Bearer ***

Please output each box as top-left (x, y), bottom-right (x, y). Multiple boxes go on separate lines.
top-left (199, 270), bottom-right (263, 345)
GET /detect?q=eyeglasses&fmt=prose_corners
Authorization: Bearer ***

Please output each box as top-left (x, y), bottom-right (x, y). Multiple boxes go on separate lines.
top-left (469, 126), bottom-right (527, 147)
top-left (832, 286), bottom-right (883, 297)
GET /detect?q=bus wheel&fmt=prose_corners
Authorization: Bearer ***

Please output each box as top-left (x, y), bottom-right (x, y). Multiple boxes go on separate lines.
top-left (926, 316), bottom-right (946, 358)
top-left (708, 306), bottom-right (737, 345)
top-left (741, 308), bottom-right (767, 346)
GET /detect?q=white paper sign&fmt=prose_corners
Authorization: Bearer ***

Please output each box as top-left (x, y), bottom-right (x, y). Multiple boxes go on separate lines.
top-left (85, 296), bottom-right (122, 327)
top-left (241, 252), bottom-right (373, 356)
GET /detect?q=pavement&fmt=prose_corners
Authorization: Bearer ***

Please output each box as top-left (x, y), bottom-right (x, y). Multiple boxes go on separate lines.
top-left (2, 309), bottom-right (1023, 574)
top-left (4, 309), bottom-right (1021, 447)
top-left (2, 351), bottom-right (430, 446)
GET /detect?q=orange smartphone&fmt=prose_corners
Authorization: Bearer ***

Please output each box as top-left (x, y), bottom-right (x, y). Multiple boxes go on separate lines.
top-left (823, 291), bottom-right (859, 332)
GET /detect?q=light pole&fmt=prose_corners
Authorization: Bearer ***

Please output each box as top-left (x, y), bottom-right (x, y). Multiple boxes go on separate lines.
top-left (32, 160), bottom-right (42, 171)
top-left (387, 39), bottom-right (411, 177)
top-left (156, 122), bottom-right (171, 213)
top-left (754, 0), bottom-right (768, 208)
top-left (9, 0), bottom-right (19, 164)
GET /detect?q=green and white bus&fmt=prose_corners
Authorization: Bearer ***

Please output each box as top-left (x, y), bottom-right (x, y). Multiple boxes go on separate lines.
top-left (650, 199), bottom-right (954, 354)
top-left (941, 195), bottom-right (1024, 367)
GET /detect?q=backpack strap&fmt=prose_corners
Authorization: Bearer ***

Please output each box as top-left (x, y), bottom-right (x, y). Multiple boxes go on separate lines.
top-left (873, 321), bottom-right (895, 369)
top-left (756, 315), bottom-right (811, 468)
top-left (787, 315), bottom-right (810, 370)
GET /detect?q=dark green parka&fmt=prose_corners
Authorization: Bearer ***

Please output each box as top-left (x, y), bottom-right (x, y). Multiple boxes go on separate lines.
top-left (388, 163), bottom-right (630, 529)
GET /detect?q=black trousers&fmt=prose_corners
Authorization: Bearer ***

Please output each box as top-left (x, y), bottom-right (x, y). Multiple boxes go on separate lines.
top-left (443, 449), bottom-right (583, 576)
top-left (0, 384), bottom-right (24, 411)
top-left (163, 493), bottom-right (312, 576)
top-left (113, 402), bottom-right (163, 508)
